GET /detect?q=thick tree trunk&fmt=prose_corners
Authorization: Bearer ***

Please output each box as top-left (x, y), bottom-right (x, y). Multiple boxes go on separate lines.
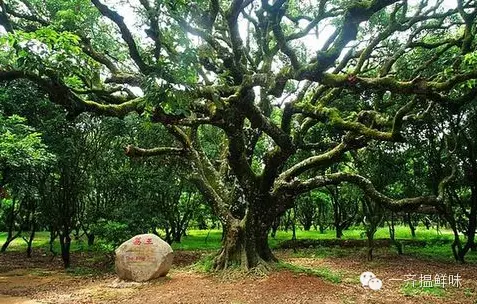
top-left (213, 211), bottom-right (276, 271)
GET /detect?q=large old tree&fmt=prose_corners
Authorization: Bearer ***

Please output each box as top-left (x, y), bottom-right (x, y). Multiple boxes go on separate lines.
top-left (0, 0), bottom-right (476, 270)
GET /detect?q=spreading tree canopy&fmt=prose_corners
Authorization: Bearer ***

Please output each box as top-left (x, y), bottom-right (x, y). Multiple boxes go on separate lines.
top-left (0, 0), bottom-right (476, 270)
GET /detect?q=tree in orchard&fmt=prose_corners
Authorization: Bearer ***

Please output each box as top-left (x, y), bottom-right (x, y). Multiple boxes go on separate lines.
top-left (0, 112), bottom-right (54, 253)
top-left (1, 0), bottom-right (476, 270)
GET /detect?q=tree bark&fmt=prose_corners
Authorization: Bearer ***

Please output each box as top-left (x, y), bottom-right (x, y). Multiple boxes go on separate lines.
top-left (270, 217), bottom-right (280, 239)
top-left (1, 200), bottom-right (20, 253)
top-left (388, 213), bottom-right (403, 255)
top-left (406, 213), bottom-right (416, 237)
top-left (457, 185), bottom-right (477, 262)
top-left (443, 211), bottom-right (465, 263)
top-left (59, 233), bottom-right (71, 268)
top-left (87, 234), bottom-right (95, 246)
top-left (24, 222), bottom-right (37, 258)
top-left (336, 226), bottom-right (344, 239)
top-left (1, 234), bottom-right (18, 252)
top-left (213, 210), bottom-right (276, 271)
top-left (48, 229), bottom-right (57, 256)
top-left (367, 232), bottom-right (374, 262)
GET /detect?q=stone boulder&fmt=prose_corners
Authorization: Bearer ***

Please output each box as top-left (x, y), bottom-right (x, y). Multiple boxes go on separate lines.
top-left (115, 234), bottom-right (173, 282)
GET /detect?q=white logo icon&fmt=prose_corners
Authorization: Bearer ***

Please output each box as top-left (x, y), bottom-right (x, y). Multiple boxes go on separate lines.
top-left (368, 277), bottom-right (383, 291)
top-left (360, 271), bottom-right (382, 290)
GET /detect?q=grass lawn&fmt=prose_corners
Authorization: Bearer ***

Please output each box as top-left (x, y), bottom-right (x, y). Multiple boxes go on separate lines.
top-left (171, 225), bottom-right (457, 250)
top-left (1, 225), bottom-right (474, 264)
top-left (0, 225), bottom-right (459, 252)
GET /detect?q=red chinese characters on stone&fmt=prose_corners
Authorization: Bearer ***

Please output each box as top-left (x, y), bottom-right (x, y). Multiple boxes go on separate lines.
top-left (126, 256), bottom-right (146, 262)
top-left (133, 237), bottom-right (142, 245)
top-left (145, 238), bottom-right (153, 245)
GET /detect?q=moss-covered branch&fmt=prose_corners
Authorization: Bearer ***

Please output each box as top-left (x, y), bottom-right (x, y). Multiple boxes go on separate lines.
top-left (293, 103), bottom-right (397, 142)
top-left (124, 145), bottom-right (185, 157)
top-left (0, 70), bottom-right (145, 117)
top-left (276, 170), bottom-right (454, 212)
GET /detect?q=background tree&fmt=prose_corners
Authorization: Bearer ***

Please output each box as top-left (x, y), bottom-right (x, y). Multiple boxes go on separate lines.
top-left (327, 184), bottom-right (359, 239)
top-left (0, 112), bottom-right (54, 253)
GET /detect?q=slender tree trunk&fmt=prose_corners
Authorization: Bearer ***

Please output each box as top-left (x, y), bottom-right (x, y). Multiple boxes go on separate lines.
top-left (331, 187), bottom-right (343, 239)
top-left (270, 217), bottom-right (280, 239)
top-left (388, 213), bottom-right (403, 255)
top-left (173, 230), bottom-right (182, 243)
top-left (291, 207), bottom-right (297, 241)
top-left (319, 225), bottom-right (325, 234)
top-left (1, 232), bottom-right (19, 252)
top-left (367, 232), bottom-right (374, 261)
top-left (82, 225), bottom-right (95, 247)
top-left (87, 234), bottom-right (95, 246)
top-left (424, 217), bottom-right (431, 230)
top-left (25, 223), bottom-right (37, 258)
top-left (59, 233), bottom-right (71, 268)
top-left (336, 225), bottom-right (344, 239)
top-left (164, 226), bottom-right (173, 244)
top-left (407, 213), bottom-right (416, 238)
top-left (49, 229), bottom-right (57, 256)
top-left (443, 211), bottom-right (465, 263)
top-left (1, 218), bottom-right (21, 252)
top-left (458, 186), bottom-right (477, 262)
top-left (1, 202), bottom-right (20, 253)
top-left (73, 227), bottom-right (81, 240)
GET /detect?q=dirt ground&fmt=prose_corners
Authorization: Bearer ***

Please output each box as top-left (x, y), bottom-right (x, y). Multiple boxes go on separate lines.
top-left (0, 249), bottom-right (476, 304)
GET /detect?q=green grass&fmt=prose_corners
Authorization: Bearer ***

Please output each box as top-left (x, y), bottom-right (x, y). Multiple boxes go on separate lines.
top-left (401, 283), bottom-right (447, 297)
top-left (1, 226), bottom-right (474, 265)
top-left (0, 226), bottom-right (457, 252)
top-left (276, 261), bottom-right (342, 283)
top-left (171, 230), bottom-right (223, 251)
top-left (290, 246), bottom-right (353, 259)
top-left (0, 231), bottom-right (108, 253)
top-left (172, 225), bottom-right (456, 251)
top-left (406, 243), bottom-right (477, 264)
top-left (269, 225), bottom-right (455, 245)
top-left (192, 253), bottom-right (216, 272)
